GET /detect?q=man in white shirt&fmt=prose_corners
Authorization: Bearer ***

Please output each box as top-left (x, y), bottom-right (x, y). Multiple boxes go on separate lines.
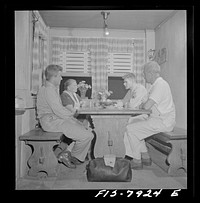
top-left (37, 65), bottom-right (94, 169)
top-left (124, 61), bottom-right (176, 169)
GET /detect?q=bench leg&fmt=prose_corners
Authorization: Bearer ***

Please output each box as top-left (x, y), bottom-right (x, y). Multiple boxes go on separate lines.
top-left (166, 139), bottom-right (187, 176)
top-left (25, 140), bottom-right (59, 178)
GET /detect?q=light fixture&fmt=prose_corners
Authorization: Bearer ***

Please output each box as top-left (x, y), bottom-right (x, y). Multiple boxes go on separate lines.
top-left (101, 11), bottom-right (110, 36)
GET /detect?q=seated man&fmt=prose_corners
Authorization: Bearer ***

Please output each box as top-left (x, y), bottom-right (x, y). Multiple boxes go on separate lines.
top-left (124, 61), bottom-right (176, 169)
top-left (36, 64), bottom-right (94, 169)
top-left (122, 72), bottom-right (148, 109)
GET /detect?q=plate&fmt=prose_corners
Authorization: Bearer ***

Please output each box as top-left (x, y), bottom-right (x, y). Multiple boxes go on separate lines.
top-left (99, 101), bottom-right (117, 107)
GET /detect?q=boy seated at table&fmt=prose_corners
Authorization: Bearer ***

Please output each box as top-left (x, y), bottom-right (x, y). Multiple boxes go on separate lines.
top-left (121, 72), bottom-right (148, 109)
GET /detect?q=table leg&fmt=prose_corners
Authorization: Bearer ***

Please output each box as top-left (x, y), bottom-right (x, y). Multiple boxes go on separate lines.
top-left (25, 140), bottom-right (60, 178)
top-left (167, 139), bottom-right (187, 176)
top-left (92, 116), bottom-right (128, 158)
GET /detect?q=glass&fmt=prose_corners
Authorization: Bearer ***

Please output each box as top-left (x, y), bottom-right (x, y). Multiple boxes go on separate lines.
top-left (80, 98), bottom-right (88, 108)
top-left (89, 99), bottom-right (94, 108)
top-left (124, 102), bottom-right (129, 109)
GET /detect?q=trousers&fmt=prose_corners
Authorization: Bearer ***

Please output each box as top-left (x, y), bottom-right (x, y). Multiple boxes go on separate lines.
top-left (124, 114), bottom-right (174, 160)
top-left (40, 115), bottom-right (94, 162)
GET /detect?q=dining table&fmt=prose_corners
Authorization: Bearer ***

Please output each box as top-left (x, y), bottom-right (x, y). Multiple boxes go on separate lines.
top-left (78, 102), bottom-right (151, 158)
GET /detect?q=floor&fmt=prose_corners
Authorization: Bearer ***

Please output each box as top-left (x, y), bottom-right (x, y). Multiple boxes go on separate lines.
top-left (16, 160), bottom-right (187, 190)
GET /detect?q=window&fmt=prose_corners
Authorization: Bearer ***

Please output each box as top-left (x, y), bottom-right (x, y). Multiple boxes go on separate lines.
top-left (107, 52), bottom-right (134, 76)
top-left (108, 76), bottom-right (128, 99)
top-left (58, 51), bottom-right (91, 76)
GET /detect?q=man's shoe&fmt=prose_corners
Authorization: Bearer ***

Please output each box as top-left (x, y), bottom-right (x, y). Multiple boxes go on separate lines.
top-left (58, 151), bottom-right (76, 169)
top-left (70, 156), bottom-right (84, 165)
top-left (130, 159), bottom-right (143, 170)
top-left (124, 155), bottom-right (133, 161)
top-left (142, 158), bottom-right (152, 166)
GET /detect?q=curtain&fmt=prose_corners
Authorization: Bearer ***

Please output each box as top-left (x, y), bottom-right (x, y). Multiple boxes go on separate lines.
top-left (50, 36), bottom-right (145, 95)
top-left (89, 38), bottom-right (108, 98)
top-left (51, 37), bottom-right (89, 64)
top-left (133, 39), bottom-right (145, 86)
top-left (31, 11), bottom-right (48, 94)
top-left (108, 38), bottom-right (134, 53)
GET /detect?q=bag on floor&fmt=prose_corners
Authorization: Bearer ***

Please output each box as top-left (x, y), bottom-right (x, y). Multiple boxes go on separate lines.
top-left (86, 155), bottom-right (132, 182)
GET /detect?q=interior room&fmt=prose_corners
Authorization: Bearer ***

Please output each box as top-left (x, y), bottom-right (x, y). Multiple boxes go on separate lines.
top-left (15, 9), bottom-right (188, 191)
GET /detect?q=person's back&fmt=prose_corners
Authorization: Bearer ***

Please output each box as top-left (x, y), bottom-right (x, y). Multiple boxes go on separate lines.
top-left (123, 61), bottom-right (176, 170)
top-left (148, 77), bottom-right (175, 128)
top-left (37, 85), bottom-right (53, 119)
top-left (35, 64), bottom-right (94, 168)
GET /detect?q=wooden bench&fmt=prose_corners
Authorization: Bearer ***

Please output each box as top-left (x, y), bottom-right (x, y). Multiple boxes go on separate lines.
top-left (145, 127), bottom-right (187, 176)
top-left (19, 128), bottom-right (63, 178)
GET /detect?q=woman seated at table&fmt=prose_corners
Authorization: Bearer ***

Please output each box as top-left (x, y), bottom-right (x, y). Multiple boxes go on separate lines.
top-left (60, 79), bottom-right (96, 159)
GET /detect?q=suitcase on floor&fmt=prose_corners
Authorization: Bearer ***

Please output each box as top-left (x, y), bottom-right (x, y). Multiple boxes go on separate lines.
top-left (86, 155), bottom-right (132, 182)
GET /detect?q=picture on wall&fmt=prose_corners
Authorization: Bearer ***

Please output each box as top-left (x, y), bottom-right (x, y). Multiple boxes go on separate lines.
top-left (155, 47), bottom-right (167, 65)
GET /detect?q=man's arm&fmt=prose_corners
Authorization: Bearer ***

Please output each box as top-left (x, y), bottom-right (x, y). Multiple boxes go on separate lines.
top-left (45, 87), bottom-right (74, 119)
top-left (122, 90), bottom-right (131, 105)
top-left (129, 87), bottom-right (147, 109)
top-left (140, 98), bottom-right (156, 110)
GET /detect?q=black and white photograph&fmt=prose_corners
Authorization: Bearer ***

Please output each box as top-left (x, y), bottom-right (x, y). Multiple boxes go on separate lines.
top-left (11, 6), bottom-right (194, 195)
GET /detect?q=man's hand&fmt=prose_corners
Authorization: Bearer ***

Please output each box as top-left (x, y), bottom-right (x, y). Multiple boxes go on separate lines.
top-left (138, 103), bottom-right (144, 109)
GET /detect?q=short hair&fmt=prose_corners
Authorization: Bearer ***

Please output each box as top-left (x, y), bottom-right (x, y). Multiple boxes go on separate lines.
top-left (144, 61), bottom-right (160, 74)
top-left (122, 72), bottom-right (136, 80)
top-left (64, 79), bottom-right (76, 90)
top-left (44, 64), bottom-right (63, 81)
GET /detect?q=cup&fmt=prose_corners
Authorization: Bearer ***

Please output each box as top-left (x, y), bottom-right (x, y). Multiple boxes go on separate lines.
top-left (116, 100), bottom-right (123, 109)
top-left (80, 98), bottom-right (88, 108)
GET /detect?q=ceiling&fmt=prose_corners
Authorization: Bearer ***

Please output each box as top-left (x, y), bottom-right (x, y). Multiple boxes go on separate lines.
top-left (39, 10), bottom-right (176, 30)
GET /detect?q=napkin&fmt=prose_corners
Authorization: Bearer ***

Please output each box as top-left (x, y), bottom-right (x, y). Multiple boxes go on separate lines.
top-left (103, 154), bottom-right (116, 167)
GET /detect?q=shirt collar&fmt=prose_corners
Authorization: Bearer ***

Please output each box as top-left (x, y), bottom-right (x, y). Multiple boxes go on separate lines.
top-left (152, 77), bottom-right (162, 86)
top-left (131, 83), bottom-right (139, 92)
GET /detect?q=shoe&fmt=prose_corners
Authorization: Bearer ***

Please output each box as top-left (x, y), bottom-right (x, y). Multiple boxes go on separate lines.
top-left (124, 155), bottom-right (133, 161)
top-left (70, 156), bottom-right (84, 165)
top-left (142, 158), bottom-right (152, 166)
top-left (130, 159), bottom-right (143, 170)
top-left (58, 151), bottom-right (76, 169)
top-left (85, 151), bottom-right (95, 161)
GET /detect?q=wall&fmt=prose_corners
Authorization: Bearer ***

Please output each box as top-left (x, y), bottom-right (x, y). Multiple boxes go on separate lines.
top-left (15, 11), bottom-right (49, 179)
top-left (15, 11), bottom-right (34, 180)
top-left (49, 27), bottom-right (146, 38)
top-left (15, 11), bottom-right (37, 133)
top-left (155, 10), bottom-right (187, 129)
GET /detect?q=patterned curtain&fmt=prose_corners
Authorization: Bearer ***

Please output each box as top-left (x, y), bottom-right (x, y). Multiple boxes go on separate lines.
top-left (51, 37), bottom-right (89, 64)
top-left (31, 11), bottom-right (48, 95)
top-left (89, 38), bottom-right (108, 98)
top-left (108, 38), bottom-right (134, 53)
top-left (50, 36), bottom-right (145, 95)
top-left (133, 39), bottom-right (145, 86)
